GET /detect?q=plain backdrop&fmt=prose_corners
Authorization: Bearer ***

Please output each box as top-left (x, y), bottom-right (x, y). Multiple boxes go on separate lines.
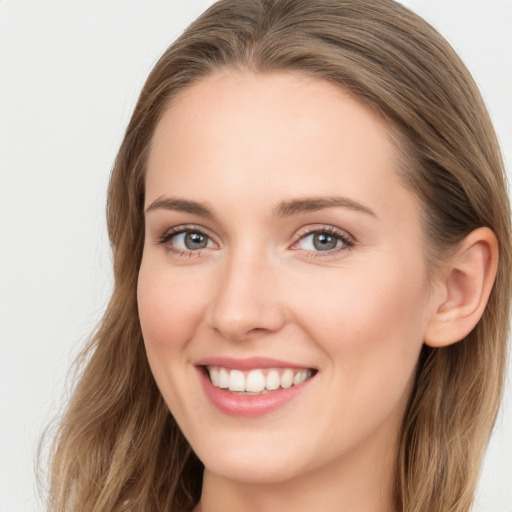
top-left (0, 1), bottom-right (511, 511)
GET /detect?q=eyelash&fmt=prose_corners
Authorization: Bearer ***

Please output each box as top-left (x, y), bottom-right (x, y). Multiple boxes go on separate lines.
top-left (157, 225), bottom-right (215, 258)
top-left (293, 226), bottom-right (354, 258)
top-left (156, 225), bottom-right (354, 258)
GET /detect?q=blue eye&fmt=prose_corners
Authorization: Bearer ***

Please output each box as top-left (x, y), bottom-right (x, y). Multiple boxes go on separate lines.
top-left (172, 231), bottom-right (211, 250)
top-left (158, 227), bottom-right (216, 255)
top-left (295, 228), bottom-right (353, 254)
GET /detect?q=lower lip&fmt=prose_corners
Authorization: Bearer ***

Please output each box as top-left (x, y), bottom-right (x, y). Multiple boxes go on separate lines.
top-left (197, 368), bottom-right (314, 417)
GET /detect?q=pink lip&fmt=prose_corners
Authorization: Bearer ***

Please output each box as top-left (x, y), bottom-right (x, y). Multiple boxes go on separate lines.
top-left (193, 356), bottom-right (313, 371)
top-left (195, 363), bottom-right (316, 418)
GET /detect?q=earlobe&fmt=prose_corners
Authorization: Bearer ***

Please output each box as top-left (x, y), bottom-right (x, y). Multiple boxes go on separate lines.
top-left (424, 227), bottom-right (498, 348)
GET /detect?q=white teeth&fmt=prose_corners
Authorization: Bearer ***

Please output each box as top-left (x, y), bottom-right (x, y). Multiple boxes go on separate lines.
top-left (245, 370), bottom-right (266, 392)
top-left (280, 369), bottom-right (294, 389)
top-left (293, 370), bottom-right (305, 385)
top-left (266, 369), bottom-right (281, 390)
top-left (207, 366), bottom-right (314, 393)
top-left (209, 367), bottom-right (220, 386)
top-left (293, 369), bottom-right (310, 385)
top-left (228, 369), bottom-right (245, 392)
top-left (218, 368), bottom-right (229, 388)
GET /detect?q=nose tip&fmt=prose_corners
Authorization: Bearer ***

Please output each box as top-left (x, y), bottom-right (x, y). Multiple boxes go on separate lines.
top-left (208, 304), bottom-right (286, 341)
top-left (205, 261), bottom-right (287, 341)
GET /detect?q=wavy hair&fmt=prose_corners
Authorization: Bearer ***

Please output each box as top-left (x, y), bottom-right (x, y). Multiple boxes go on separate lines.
top-left (43, 1), bottom-right (511, 511)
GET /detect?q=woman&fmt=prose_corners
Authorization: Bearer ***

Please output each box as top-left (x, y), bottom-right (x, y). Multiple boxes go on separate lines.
top-left (44, 0), bottom-right (511, 511)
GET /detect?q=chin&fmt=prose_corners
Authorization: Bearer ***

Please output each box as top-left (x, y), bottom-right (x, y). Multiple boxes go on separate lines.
top-left (196, 441), bottom-right (310, 485)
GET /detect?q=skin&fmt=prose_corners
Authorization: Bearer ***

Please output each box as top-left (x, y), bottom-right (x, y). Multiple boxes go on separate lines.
top-left (137, 71), bottom-right (444, 512)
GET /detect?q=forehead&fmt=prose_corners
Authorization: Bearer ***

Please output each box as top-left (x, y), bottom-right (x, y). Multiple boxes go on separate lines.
top-left (150, 71), bottom-right (395, 166)
top-left (146, 71), bottom-right (418, 225)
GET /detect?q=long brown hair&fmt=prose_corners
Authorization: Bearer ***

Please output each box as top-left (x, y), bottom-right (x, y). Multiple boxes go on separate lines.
top-left (43, 1), bottom-right (511, 511)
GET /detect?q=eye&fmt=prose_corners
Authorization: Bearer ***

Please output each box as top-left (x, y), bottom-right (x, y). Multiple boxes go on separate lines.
top-left (157, 226), bottom-right (217, 256)
top-left (172, 231), bottom-right (211, 250)
top-left (293, 226), bottom-right (353, 255)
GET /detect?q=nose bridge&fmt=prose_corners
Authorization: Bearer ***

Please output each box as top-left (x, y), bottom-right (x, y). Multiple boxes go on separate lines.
top-left (206, 242), bottom-right (286, 340)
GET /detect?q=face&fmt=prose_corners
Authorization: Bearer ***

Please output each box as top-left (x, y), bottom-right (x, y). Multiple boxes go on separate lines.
top-left (138, 71), bottom-right (436, 485)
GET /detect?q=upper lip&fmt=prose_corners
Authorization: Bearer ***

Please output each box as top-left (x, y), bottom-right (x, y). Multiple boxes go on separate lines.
top-left (193, 356), bottom-right (316, 371)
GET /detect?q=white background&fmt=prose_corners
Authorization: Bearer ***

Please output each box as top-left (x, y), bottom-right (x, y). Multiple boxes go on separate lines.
top-left (0, 1), bottom-right (510, 511)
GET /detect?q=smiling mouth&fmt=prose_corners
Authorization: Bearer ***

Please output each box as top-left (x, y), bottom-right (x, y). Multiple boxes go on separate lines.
top-left (204, 366), bottom-right (316, 395)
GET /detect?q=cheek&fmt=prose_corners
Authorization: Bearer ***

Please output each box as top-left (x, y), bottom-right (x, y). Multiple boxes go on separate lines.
top-left (137, 263), bottom-right (209, 351)
top-left (137, 260), bottom-right (213, 426)
top-left (298, 260), bottom-right (426, 336)
top-left (295, 259), bottom-right (428, 397)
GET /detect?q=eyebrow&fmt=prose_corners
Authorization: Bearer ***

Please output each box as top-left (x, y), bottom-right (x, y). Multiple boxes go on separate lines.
top-left (145, 195), bottom-right (376, 218)
top-left (145, 196), bottom-right (214, 217)
top-left (273, 196), bottom-right (376, 218)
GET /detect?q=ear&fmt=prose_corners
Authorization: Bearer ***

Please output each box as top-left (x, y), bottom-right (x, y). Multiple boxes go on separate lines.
top-left (424, 227), bottom-right (498, 348)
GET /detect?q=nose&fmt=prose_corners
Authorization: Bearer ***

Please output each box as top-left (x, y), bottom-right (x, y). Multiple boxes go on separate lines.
top-left (205, 251), bottom-right (287, 341)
